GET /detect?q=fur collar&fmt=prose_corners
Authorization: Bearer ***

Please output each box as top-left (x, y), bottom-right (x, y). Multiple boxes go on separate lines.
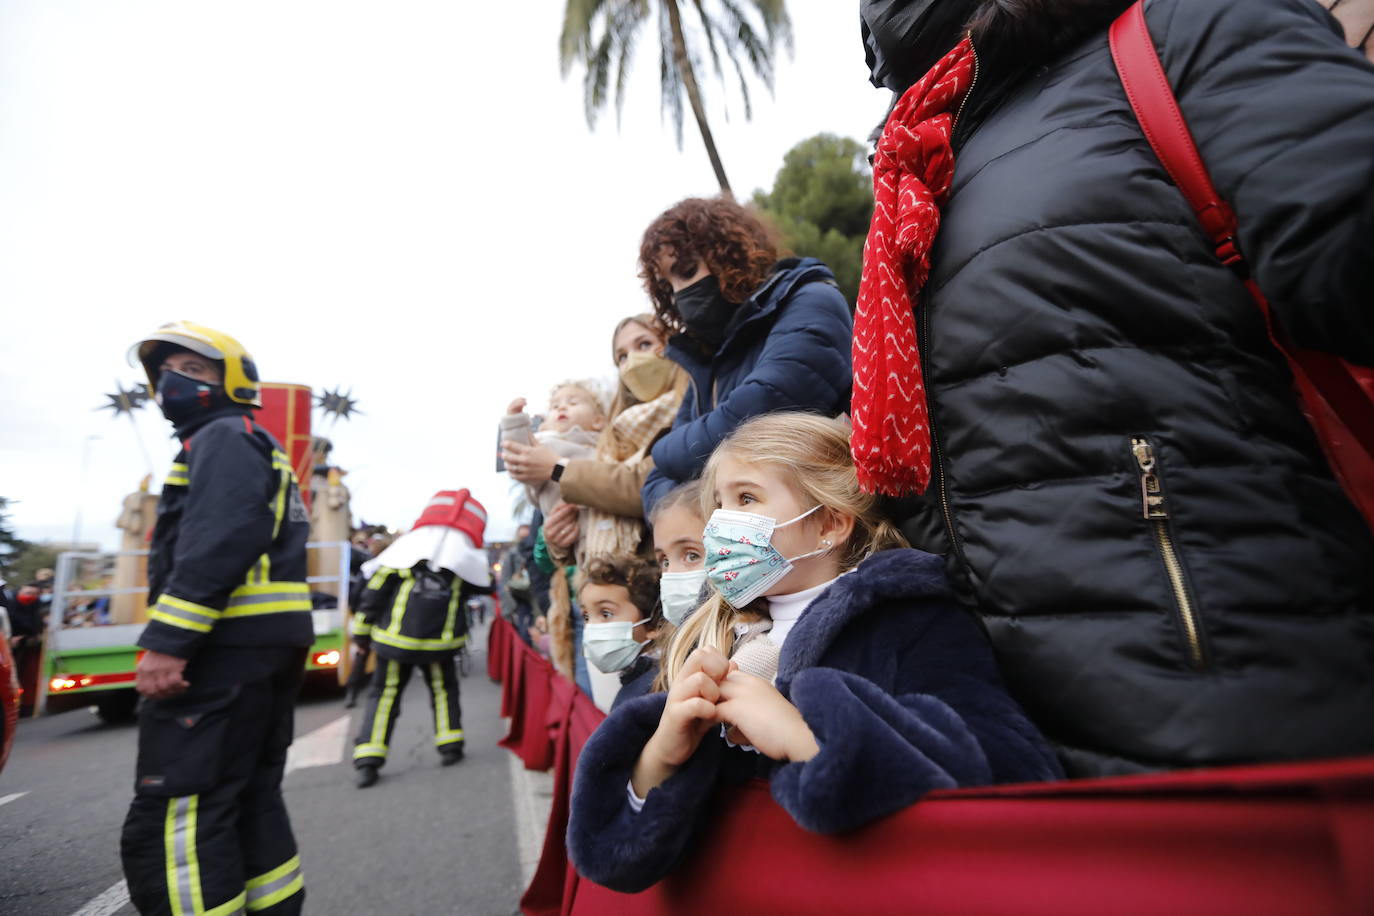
top-left (775, 548), bottom-right (952, 688)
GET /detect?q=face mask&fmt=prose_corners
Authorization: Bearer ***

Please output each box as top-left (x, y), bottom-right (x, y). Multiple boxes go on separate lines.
top-left (673, 275), bottom-right (735, 354)
top-left (619, 350), bottom-right (675, 402)
top-left (16, 593), bottom-right (37, 606)
top-left (582, 619), bottom-right (649, 673)
top-left (703, 505), bottom-right (829, 607)
top-left (659, 569), bottom-right (707, 627)
top-left (156, 369), bottom-right (228, 425)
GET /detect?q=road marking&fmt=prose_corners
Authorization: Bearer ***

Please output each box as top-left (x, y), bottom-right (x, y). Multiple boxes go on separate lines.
top-left (70, 879), bottom-right (129, 916)
top-left (508, 751), bottom-right (554, 886)
top-left (0, 791), bottom-right (27, 808)
top-left (284, 713), bottom-right (350, 774)
top-left (66, 715), bottom-right (349, 916)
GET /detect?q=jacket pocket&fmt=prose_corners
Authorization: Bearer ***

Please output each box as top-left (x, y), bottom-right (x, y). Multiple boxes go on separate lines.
top-left (135, 684), bottom-right (240, 796)
top-left (1129, 437), bottom-right (1210, 670)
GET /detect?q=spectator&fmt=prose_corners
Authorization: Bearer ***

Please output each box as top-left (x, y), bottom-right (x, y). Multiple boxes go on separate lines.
top-left (501, 524), bottom-right (536, 642)
top-left (854, 0), bottom-right (1374, 775)
top-left (504, 314), bottom-right (687, 545)
top-left (9, 582), bottom-right (43, 716)
top-left (637, 196), bottom-right (854, 515)
top-left (500, 380), bottom-right (608, 521)
top-left (578, 555), bottom-right (664, 712)
top-left (568, 414), bottom-right (1060, 892)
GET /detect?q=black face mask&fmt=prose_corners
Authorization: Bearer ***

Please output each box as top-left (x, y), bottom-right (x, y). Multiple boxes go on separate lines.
top-left (673, 275), bottom-right (736, 355)
top-left (156, 369), bottom-right (230, 425)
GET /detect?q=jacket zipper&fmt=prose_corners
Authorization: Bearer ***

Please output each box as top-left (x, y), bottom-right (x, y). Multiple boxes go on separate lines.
top-left (1130, 437), bottom-right (1207, 669)
top-left (921, 297), bottom-right (966, 568)
top-left (953, 34), bottom-right (980, 129)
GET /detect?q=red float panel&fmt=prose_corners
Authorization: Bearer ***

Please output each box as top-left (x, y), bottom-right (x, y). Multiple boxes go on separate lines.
top-left (257, 382), bottom-right (313, 510)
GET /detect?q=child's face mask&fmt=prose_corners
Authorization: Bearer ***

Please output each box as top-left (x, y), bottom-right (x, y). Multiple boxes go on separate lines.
top-left (703, 505), bottom-right (828, 607)
top-left (658, 569), bottom-right (707, 626)
top-left (582, 619), bottom-right (649, 673)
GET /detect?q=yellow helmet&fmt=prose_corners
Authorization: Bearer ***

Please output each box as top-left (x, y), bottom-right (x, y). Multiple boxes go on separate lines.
top-left (132, 321), bottom-right (262, 407)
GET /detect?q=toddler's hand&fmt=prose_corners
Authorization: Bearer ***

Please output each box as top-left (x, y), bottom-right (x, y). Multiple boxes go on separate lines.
top-left (506, 397), bottom-right (526, 415)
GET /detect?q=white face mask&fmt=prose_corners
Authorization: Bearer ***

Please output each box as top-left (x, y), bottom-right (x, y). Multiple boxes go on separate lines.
top-left (582, 618), bottom-right (649, 673)
top-left (658, 569), bottom-right (707, 626)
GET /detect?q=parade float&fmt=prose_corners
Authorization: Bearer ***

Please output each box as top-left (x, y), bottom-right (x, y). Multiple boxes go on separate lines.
top-left (38, 383), bottom-right (363, 719)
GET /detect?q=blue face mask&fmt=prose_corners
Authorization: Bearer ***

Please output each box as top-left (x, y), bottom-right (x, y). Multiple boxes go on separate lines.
top-left (703, 505), bottom-right (828, 607)
top-left (582, 619), bottom-right (649, 673)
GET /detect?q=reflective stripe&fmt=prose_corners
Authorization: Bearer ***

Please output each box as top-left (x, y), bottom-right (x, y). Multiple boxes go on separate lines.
top-left (429, 663), bottom-right (463, 746)
top-left (268, 452), bottom-right (290, 540)
top-left (166, 462), bottom-right (190, 487)
top-left (151, 594), bottom-right (220, 633)
top-left (440, 585), bottom-right (462, 641)
top-left (205, 891), bottom-right (247, 916)
top-left (365, 569), bottom-right (391, 590)
top-left (353, 659), bottom-right (401, 761)
top-left (248, 554), bottom-right (270, 585)
top-left (373, 630), bottom-right (468, 653)
top-left (352, 620), bottom-right (373, 636)
top-left (223, 581), bottom-right (311, 618)
top-left (386, 577), bottom-right (417, 637)
top-left (245, 854), bottom-right (303, 912)
top-left (163, 795), bottom-right (202, 916)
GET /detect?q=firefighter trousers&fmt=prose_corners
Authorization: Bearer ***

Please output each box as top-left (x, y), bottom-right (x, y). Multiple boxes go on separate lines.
top-left (121, 647), bottom-right (307, 916)
top-left (353, 655), bottom-right (463, 766)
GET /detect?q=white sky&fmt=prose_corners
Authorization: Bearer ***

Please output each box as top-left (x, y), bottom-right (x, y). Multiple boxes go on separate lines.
top-left (0, 1), bottom-right (886, 550)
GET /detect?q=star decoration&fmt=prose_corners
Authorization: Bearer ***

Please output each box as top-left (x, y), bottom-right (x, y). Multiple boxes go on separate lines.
top-left (99, 381), bottom-right (151, 417)
top-left (316, 387), bottom-right (363, 422)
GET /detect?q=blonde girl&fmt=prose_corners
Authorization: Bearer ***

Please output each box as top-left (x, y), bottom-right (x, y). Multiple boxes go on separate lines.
top-left (568, 413), bottom-right (1062, 893)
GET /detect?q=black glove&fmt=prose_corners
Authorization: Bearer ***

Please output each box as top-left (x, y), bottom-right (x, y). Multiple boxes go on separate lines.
top-left (352, 634), bottom-right (371, 652)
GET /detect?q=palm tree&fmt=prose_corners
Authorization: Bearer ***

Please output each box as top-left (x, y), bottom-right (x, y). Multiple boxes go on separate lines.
top-left (559, 0), bottom-right (792, 195)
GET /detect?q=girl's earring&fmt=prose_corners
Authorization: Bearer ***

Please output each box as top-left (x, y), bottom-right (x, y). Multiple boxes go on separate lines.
top-left (820, 539), bottom-right (832, 548)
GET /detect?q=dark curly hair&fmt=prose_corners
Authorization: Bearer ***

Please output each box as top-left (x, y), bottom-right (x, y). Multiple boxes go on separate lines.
top-left (638, 196), bottom-right (778, 335)
top-left (579, 555), bottom-right (663, 626)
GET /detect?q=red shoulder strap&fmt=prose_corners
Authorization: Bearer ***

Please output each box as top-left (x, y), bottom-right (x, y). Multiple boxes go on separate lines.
top-left (1109, 1), bottom-right (1374, 463)
top-left (1108, 2), bottom-right (1241, 268)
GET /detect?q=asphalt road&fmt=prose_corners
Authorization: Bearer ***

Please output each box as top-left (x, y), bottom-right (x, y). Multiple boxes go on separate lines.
top-left (0, 622), bottom-right (537, 916)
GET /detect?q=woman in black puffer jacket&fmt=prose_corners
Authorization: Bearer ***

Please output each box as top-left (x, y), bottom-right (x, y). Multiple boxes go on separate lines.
top-left (857, 0), bottom-right (1374, 776)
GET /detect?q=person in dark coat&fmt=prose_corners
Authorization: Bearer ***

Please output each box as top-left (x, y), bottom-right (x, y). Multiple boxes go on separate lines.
top-left (853, 0), bottom-right (1374, 777)
top-left (639, 197), bottom-right (854, 516)
top-left (569, 414), bottom-right (1061, 893)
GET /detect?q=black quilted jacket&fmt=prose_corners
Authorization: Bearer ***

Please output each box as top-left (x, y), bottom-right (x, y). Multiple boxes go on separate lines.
top-left (878, 0), bottom-right (1374, 775)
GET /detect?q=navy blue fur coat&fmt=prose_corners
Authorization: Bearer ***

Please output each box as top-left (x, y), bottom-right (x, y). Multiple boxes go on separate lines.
top-left (567, 549), bottom-right (1063, 892)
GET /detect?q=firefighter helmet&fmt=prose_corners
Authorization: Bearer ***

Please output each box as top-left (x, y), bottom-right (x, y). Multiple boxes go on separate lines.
top-left (132, 321), bottom-right (262, 407)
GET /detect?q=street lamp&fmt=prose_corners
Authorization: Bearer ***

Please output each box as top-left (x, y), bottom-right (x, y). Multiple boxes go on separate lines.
top-left (71, 434), bottom-right (102, 548)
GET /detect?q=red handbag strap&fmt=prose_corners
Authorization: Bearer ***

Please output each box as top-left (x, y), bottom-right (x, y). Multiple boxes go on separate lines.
top-left (1109, 1), bottom-right (1374, 458)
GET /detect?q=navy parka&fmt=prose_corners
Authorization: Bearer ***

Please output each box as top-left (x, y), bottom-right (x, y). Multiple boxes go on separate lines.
top-left (641, 257), bottom-right (853, 515)
top-left (567, 549), bottom-right (1062, 893)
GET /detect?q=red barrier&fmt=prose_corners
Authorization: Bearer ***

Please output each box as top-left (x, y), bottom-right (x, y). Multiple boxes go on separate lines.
top-left (487, 613), bottom-right (1374, 916)
top-left (488, 613), bottom-right (510, 683)
top-left (498, 633), bottom-right (557, 772)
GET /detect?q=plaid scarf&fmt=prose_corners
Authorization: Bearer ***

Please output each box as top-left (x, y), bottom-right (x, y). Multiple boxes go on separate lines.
top-left (852, 36), bottom-right (977, 496)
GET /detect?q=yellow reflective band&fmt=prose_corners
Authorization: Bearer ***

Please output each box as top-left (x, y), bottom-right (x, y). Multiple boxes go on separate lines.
top-left (246, 853), bottom-right (301, 889)
top-left (222, 599), bottom-right (312, 617)
top-left (151, 610), bottom-right (214, 634)
top-left (441, 586), bottom-right (462, 641)
top-left (373, 631), bottom-right (468, 653)
top-left (159, 595), bottom-right (221, 620)
top-left (362, 659), bottom-right (402, 756)
top-left (366, 569), bottom-right (392, 590)
top-left (166, 462), bottom-right (190, 488)
top-left (353, 742), bottom-right (388, 758)
top-left (205, 891), bottom-right (247, 916)
top-left (231, 581), bottom-right (309, 597)
top-left (429, 663), bottom-right (463, 747)
top-left (386, 577), bottom-right (417, 636)
top-left (247, 871), bottom-right (302, 912)
top-left (163, 795), bottom-right (203, 916)
top-left (165, 476), bottom-right (190, 487)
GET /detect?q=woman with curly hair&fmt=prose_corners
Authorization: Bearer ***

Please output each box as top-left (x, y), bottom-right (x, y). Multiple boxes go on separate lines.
top-left (638, 196), bottom-right (854, 516)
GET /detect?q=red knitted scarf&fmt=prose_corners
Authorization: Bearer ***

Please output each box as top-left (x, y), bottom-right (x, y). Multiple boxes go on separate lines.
top-left (852, 37), bottom-right (977, 496)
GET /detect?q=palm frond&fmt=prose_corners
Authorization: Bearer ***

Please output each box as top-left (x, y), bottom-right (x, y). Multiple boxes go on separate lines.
top-left (717, 0), bottom-right (776, 90)
top-left (658, 3), bottom-right (686, 147)
top-left (691, 0), bottom-right (727, 82)
top-left (559, 0), bottom-right (615, 74)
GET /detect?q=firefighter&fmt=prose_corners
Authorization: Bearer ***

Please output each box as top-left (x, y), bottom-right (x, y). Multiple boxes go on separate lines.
top-left (120, 321), bottom-right (312, 916)
top-left (352, 490), bottom-right (492, 788)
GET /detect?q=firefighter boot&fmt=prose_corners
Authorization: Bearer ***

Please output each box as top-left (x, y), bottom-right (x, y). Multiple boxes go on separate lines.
top-left (355, 764), bottom-right (379, 788)
top-left (440, 744), bottom-right (464, 766)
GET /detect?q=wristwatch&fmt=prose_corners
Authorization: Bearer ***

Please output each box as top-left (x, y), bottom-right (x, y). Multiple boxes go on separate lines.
top-left (550, 459), bottom-right (569, 482)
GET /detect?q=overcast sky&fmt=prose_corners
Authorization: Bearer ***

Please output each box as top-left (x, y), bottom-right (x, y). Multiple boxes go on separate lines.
top-left (0, 1), bottom-right (886, 550)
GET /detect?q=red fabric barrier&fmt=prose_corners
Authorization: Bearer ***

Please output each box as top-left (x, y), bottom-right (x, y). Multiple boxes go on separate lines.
top-left (488, 618), bottom-right (1374, 915)
top-left (498, 637), bottom-right (556, 771)
top-left (569, 758), bottom-right (1374, 916)
top-left (488, 614), bottom-right (512, 683)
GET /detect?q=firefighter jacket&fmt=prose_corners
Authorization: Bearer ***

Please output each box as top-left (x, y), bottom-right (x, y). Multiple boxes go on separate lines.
top-left (140, 408), bottom-right (315, 659)
top-left (354, 564), bottom-right (487, 665)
